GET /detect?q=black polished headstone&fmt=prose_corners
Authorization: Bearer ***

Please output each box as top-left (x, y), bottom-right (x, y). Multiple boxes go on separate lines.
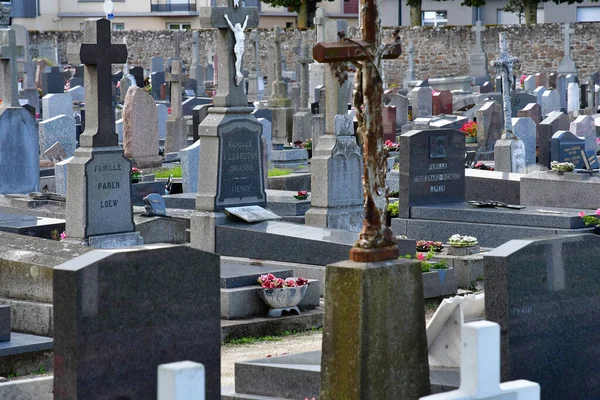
top-left (129, 66), bottom-right (144, 88)
top-left (550, 130), bottom-right (585, 168)
top-left (485, 234), bottom-right (600, 400)
top-left (42, 66), bottom-right (65, 95)
top-left (215, 119), bottom-right (266, 210)
top-left (22, 103), bottom-right (35, 117)
top-left (53, 245), bottom-right (221, 400)
top-left (398, 129), bottom-right (465, 218)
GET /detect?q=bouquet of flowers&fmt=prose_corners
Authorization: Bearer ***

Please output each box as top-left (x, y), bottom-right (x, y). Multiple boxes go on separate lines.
top-left (448, 234), bottom-right (478, 247)
top-left (384, 140), bottom-right (400, 152)
top-left (294, 191), bottom-right (309, 200)
top-left (416, 240), bottom-right (444, 252)
top-left (258, 274), bottom-right (309, 289)
top-left (579, 209), bottom-right (600, 226)
top-left (459, 121), bottom-right (477, 138)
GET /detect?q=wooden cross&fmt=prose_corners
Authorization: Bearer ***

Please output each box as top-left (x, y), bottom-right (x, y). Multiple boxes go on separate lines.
top-left (0, 28), bottom-right (24, 108)
top-left (312, 0), bottom-right (402, 262)
top-left (166, 60), bottom-right (184, 119)
top-left (199, 0), bottom-right (258, 108)
top-left (67, 18), bottom-right (127, 147)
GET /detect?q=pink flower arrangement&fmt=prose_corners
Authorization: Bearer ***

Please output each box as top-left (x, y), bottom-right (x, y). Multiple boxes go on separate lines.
top-left (60, 231), bottom-right (67, 240)
top-left (580, 209), bottom-right (600, 226)
top-left (384, 140), bottom-right (400, 152)
top-left (519, 74), bottom-right (526, 89)
top-left (258, 274), bottom-right (309, 289)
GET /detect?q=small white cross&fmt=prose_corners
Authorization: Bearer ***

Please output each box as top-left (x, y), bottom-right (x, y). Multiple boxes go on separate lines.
top-left (420, 321), bottom-right (540, 400)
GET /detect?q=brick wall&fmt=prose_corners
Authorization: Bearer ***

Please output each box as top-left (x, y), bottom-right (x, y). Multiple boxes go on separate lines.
top-left (28, 22), bottom-right (600, 84)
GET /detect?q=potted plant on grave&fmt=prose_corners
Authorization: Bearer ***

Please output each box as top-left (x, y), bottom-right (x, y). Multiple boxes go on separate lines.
top-left (416, 240), bottom-right (444, 252)
top-left (579, 209), bottom-right (600, 234)
top-left (550, 161), bottom-right (575, 173)
top-left (460, 121), bottom-right (478, 144)
top-left (386, 200), bottom-right (399, 227)
top-left (294, 190), bottom-right (309, 200)
top-left (448, 234), bottom-right (478, 248)
top-left (304, 138), bottom-right (313, 159)
top-left (257, 274), bottom-right (310, 317)
top-left (131, 167), bottom-right (143, 184)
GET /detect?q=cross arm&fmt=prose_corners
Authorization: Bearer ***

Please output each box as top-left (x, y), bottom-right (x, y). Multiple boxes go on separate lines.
top-left (313, 40), bottom-right (402, 63)
top-left (80, 43), bottom-right (127, 65)
top-left (0, 45), bottom-right (24, 59)
top-left (199, 7), bottom-right (259, 30)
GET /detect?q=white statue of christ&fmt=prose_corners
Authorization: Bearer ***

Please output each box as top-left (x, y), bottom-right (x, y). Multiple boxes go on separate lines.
top-left (224, 14), bottom-right (249, 86)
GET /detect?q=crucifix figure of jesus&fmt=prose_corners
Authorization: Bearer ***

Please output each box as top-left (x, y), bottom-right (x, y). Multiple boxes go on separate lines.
top-left (224, 13), bottom-right (248, 86)
top-left (313, 3), bottom-right (402, 262)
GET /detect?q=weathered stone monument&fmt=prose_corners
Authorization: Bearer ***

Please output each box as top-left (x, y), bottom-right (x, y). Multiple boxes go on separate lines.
top-left (0, 28), bottom-right (39, 194)
top-left (247, 29), bottom-right (263, 103)
top-left (192, 0), bottom-right (264, 252)
top-left (309, 8), bottom-right (326, 105)
top-left (491, 32), bottom-right (526, 173)
top-left (66, 18), bottom-right (142, 247)
top-left (123, 86), bottom-right (162, 168)
top-left (165, 60), bottom-right (186, 154)
top-left (469, 21), bottom-right (489, 85)
top-left (189, 31), bottom-right (206, 96)
top-left (313, 1), bottom-right (430, 398)
top-left (292, 42), bottom-right (313, 142)
top-left (557, 23), bottom-right (577, 76)
top-left (270, 25), bottom-right (294, 147)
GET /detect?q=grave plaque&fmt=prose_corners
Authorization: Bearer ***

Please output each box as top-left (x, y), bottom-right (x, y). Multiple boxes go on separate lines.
top-left (485, 234), bottom-right (600, 400)
top-left (550, 130), bottom-right (585, 168)
top-left (225, 205), bottom-right (281, 222)
top-left (398, 129), bottom-right (465, 218)
top-left (84, 151), bottom-right (134, 237)
top-left (216, 119), bottom-right (266, 210)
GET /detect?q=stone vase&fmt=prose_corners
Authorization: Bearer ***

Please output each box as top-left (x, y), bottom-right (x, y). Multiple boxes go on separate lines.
top-left (258, 285), bottom-right (308, 309)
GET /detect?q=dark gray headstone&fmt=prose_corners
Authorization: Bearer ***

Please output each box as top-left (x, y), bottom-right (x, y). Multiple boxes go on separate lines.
top-left (151, 71), bottom-right (165, 99)
top-left (215, 119), bottom-right (266, 210)
top-left (0, 304), bottom-right (10, 342)
top-left (42, 66), bottom-right (65, 95)
top-left (491, 92), bottom-right (537, 117)
top-left (485, 234), bottom-right (600, 400)
top-left (53, 245), bottom-right (221, 400)
top-left (398, 129), bottom-right (465, 218)
top-left (550, 130), bottom-right (585, 168)
top-left (539, 111), bottom-right (570, 168)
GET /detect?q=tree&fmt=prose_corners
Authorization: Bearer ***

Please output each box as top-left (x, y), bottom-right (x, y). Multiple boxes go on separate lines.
top-left (407, 0), bottom-right (485, 26)
top-left (503, 0), bottom-right (525, 24)
top-left (261, 0), bottom-right (334, 29)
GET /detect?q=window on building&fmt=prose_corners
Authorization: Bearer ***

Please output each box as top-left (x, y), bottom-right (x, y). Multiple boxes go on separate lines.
top-left (497, 8), bottom-right (544, 24)
top-left (167, 23), bottom-right (191, 30)
top-left (577, 7), bottom-right (600, 22)
top-left (112, 23), bottom-right (125, 31)
top-left (422, 11), bottom-right (447, 27)
top-left (285, 22), bottom-right (293, 29)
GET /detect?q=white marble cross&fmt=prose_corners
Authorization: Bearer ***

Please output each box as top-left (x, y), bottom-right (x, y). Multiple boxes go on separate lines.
top-left (490, 32), bottom-right (519, 140)
top-left (420, 321), bottom-right (540, 400)
top-left (563, 23), bottom-right (575, 57)
top-left (0, 28), bottom-right (24, 108)
top-left (472, 21), bottom-right (486, 53)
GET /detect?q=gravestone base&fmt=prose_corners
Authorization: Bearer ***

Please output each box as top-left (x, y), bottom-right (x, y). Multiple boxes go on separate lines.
top-left (292, 110), bottom-right (313, 142)
top-left (320, 257), bottom-right (430, 399)
top-left (190, 210), bottom-right (228, 252)
top-left (0, 107), bottom-right (39, 195)
top-left (305, 205), bottom-right (363, 232)
top-left (66, 146), bottom-right (136, 240)
top-left (87, 231), bottom-right (143, 248)
top-left (130, 154), bottom-right (163, 169)
top-left (271, 148), bottom-right (309, 170)
top-left (271, 106), bottom-right (294, 145)
top-left (494, 139), bottom-right (526, 173)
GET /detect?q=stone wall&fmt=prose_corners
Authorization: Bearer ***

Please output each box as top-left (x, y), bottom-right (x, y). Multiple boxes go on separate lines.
top-left (28, 22), bottom-right (600, 84)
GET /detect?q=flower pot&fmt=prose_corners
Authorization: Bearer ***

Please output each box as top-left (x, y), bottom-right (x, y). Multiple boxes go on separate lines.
top-left (294, 195), bottom-right (309, 200)
top-left (258, 284), bottom-right (308, 310)
top-left (307, 149), bottom-right (312, 159)
top-left (131, 178), bottom-right (140, 184)
top-left (594, 226), bottom-right (600, 235)
top-left (465, 137), bottom-right (477, 144)
top-left (450, 243), bottom-right (477, 248)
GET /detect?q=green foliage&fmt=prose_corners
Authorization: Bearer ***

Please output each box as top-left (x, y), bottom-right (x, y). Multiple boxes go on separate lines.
top-left (387, 201), bottom-right (399, 217)
top-left (154, 166), bottom-right (182, 179)
top-left (35, 57), bottom-right (55, 67)
top-left (224, 328), bottom-right (322, 345)
top-left (268, 168), bottom-right (292, 177)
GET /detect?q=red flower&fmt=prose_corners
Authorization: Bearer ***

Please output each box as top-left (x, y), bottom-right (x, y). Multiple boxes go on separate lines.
top-left (296, 277), bottom-right (308, 286)
top-left (298, 191), bottom-right (308, 196)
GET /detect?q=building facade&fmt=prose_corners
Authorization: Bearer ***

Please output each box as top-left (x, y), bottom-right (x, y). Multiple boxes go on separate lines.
top-left (6, 0), bottom-right (359, 30)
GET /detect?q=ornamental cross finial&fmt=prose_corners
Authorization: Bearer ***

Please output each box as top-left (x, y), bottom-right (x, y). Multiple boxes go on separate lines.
top-left (490, 32), bottom-right (519, 140)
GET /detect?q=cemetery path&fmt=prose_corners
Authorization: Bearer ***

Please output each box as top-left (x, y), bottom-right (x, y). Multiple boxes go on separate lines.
top-left (221, 330), bottom-right (323, 386)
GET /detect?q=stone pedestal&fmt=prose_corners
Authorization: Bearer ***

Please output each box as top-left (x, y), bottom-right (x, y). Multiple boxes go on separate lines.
top-left (494, 139), bottom-right (526, 173)
top-left (165, 117), bottom-right (186, 154)
top-left (320, 257), bottom-right (430, 399)
top-left (271, 106), bottom-right (294, 145)
top-left (292, 109), bottom-right (312, 142)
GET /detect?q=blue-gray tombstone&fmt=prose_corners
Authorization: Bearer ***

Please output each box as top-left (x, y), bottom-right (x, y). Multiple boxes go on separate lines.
top-left (550, 130), bottom-right (585, 168)
top-left (65, 18), bottom-right (142, 247)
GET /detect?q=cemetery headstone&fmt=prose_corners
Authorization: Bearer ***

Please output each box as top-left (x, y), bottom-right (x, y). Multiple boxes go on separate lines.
top-left (53, 245), bottom-right (221, 399)
top-left (541, 89), bottom-right (560, 117)
top-left (165, 60), bottom-right (186, 154)
top-left (39, 114), bottom-right (77, 158)
top-left (570, 114), bottom-right (596, 152)
top-left (523, 75), bottom-right (536, 92)
top-left (180, 140), bottom-right (200, 193)
top-left (247, 29), bottom-right (263, 102)
top-left (511, 117), bottom-right (536, 167)
top-left (567, 82), bottom-right (579, 116)
top-left (535, 72), bottom-right (547, 88)
top-left (67, 85), bottom-right (85, 103)
top-left (557, 23), bottom-right (578, 76)
top-left (42, 66), bottom-right (65, 95)
top-left (65, 18), bottom-right (142, 247)
top-left (469, 21), bottom-right (489, 85)
top-left (533, 85), bottom-right (545, 106)
top-left (189, 31), bottom-right (206, 97)
top-left (123, 86), bottom-right (162, 168)
top-left (0, 28), bottom-right (39, 194)
top-left (517, 102), bottom-right (542, 143)
top-left (384, 92), bottom-right (409, 128)
top-left (404, 41), bottom-right (415, 88)
top-left (548, 72), bottom-right (557, 89)
top-left (42, 93), bottom-right (72, 120)
top-left (484, 235), bottom-right (600, 400)
top-left (538, 111), bottom-right (570, 168)
top-left (270, 25), bottom-right (294, 146)
top-left (476, 101), bottom-right (503, 153)
top-left (412, 86), bottom-right (432, 118)
top-left (432, 90), bottom-right (452, 115)
top-left (550, 130), bottom-right (585, 168)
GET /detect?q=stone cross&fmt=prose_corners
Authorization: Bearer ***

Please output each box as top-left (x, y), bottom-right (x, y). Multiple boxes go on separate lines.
top-left (274, 26), bottom-right (284, 83)
top-left (174, 31), bottom-right (181, 60)
top-left (490, 32), bottom-right (519, 140)
top-left (472, 20), bottom-right (486, 53)
top-left (67, 18), bottom-right (127, 147)
top-left (192, 30), bottom-right (199, 65)
top-left (563, 23), bottom-right (574, 57)
top-left (407, 41), bottom-right (415, 73)
top-left (313, 0), bottom-right (402, 262)
top-left (167, 60), bottom-right (184, 119)
top-left (297, 42), bottom-right (312, 110)
top-left (0, 28), bottom-right (24, 108)
top-left (251, 29), bottom-right (259, 73)
top-left (313, 8), bottom-right (326, 43)
top-left (199, 0), bottom-right (258, 108)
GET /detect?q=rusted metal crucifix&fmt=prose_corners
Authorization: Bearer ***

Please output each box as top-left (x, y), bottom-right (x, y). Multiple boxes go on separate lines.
top-left (313, 3), bottom-right (402, 262)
